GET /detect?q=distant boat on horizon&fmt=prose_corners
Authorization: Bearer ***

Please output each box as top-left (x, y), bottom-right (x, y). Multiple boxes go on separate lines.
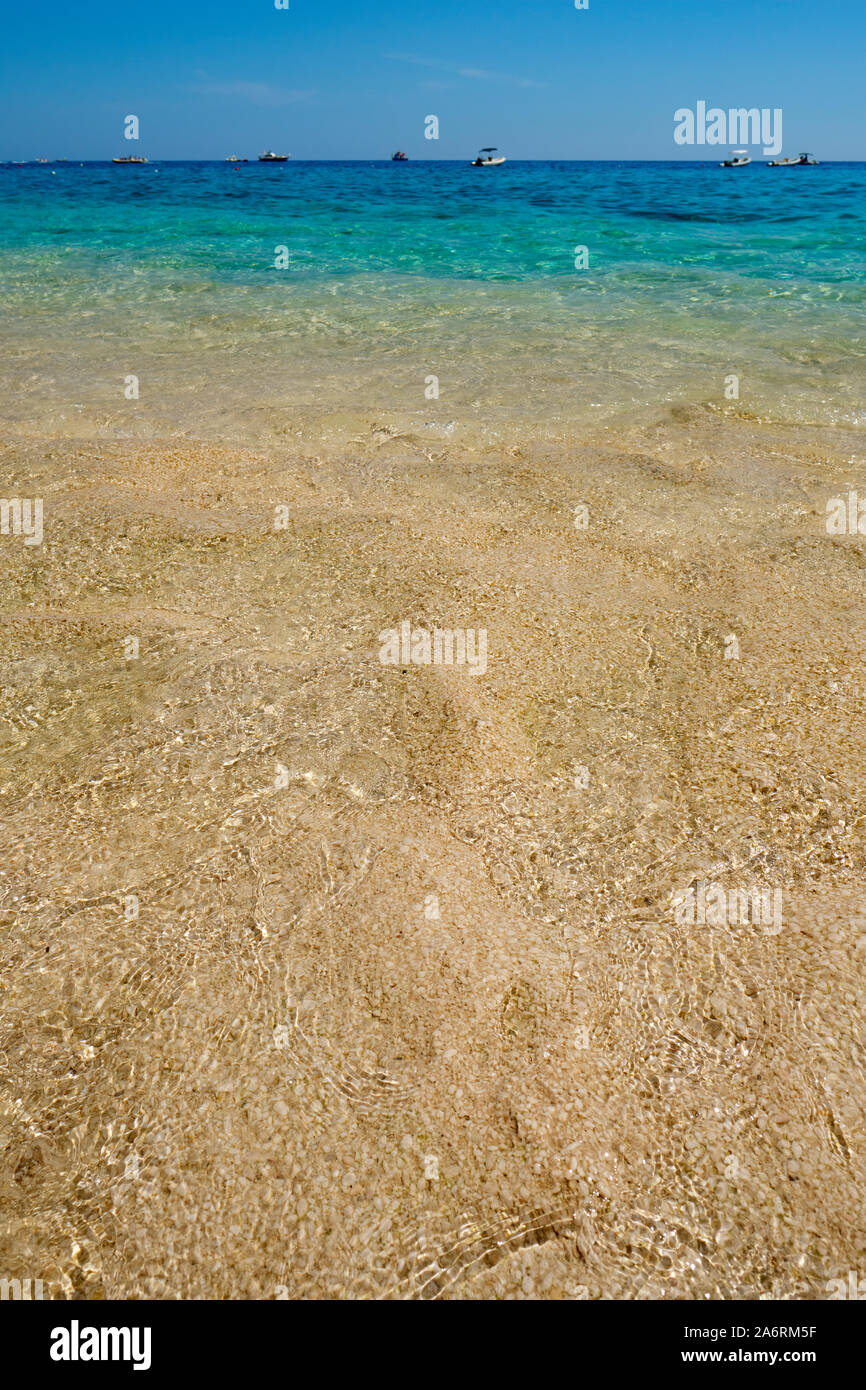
top-left (767, 152), bottom-right (819, 167)
top-left (720, 150), bottom-right (751, 168)
top-left (391, 151), bottom-right (408, 161)
top-left (112, 155), bottom-right (149, 165)
top-left (258, 151), bottom-right (290, 162)
top-left (471, 147), bottom-right (506, 167)
top-left (226, 155), bottom-right (249, 163)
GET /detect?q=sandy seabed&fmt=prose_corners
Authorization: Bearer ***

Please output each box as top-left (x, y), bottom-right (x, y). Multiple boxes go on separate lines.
top-left (1, 401), bottom-right (864, 1299)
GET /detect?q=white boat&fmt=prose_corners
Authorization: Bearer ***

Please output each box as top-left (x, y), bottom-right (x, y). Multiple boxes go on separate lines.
top-left (720, 150), bottom-right (751, 168)
top-left (471, 147), bottom-right (506, 166)
top-left (768, 152), bottom-right (819, 167)
top-left (258, 151), bottom-right (289, 162)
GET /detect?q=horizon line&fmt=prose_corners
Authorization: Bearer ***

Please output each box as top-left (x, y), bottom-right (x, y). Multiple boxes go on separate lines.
top-left (3, 156), bottom-right (861, 163)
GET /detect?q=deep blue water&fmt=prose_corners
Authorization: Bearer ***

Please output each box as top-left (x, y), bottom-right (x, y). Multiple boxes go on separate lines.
top-left (2, 160), bottom-right (864, 282)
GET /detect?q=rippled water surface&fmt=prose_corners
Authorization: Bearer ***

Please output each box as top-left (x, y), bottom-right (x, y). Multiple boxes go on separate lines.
top-left (2, 160), bottom-right (865, 433)
top-left (1, 160), bottom-right (865, 1303)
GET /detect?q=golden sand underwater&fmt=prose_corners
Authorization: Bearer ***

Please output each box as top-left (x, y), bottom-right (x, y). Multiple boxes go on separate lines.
top-left (1, 400), bottom-right (864, 1298)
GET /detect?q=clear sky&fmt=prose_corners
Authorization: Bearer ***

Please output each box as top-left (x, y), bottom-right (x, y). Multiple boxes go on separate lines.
top-left (1, 0), bottom-right (864, 160)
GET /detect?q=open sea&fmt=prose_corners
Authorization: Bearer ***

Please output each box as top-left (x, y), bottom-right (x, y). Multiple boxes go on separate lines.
top-left (1, 159), bottom-right (865, 438)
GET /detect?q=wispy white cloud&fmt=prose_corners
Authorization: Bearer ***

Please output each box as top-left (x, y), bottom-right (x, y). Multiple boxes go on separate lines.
top-left (384, 52), bottom-right (442, 70)
top-left (384, 52), bottom-right (545, 89)
top-left (191, 81), bottom-right (315, 107)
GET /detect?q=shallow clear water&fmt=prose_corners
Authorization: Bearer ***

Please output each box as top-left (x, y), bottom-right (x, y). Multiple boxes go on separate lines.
top-left (2, 161), bottom-right (865, 1303)
top-left (2, 160), bottom-right (865, 434)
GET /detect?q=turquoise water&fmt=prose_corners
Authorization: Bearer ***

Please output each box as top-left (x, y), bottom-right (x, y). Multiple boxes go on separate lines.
top-left (2, 160), bottom-right (865, 433)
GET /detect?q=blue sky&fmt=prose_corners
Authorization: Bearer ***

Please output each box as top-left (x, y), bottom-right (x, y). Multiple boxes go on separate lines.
top-left (1, 0), bottom-right (864, 159)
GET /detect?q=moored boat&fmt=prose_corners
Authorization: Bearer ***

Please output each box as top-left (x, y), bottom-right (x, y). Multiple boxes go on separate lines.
top-left (258, 151), bottom-right (289, 162)
top-left (112, 156), bottom-right (149, 164)
top-left (720, 150), bottom-right (751, 167)
top-left (768, 152), bottom-right (818, 166)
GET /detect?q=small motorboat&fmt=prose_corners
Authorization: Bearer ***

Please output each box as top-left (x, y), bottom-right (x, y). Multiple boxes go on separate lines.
top-left (720, 150), bottom-right (751, 168)
top-left (769, 151), bottom-right (818, 166)
top-left (391, 151), bottom-right (409, 161)
top-left (471, 147), bottom-right (506, 166)
top-left (112, 156), bottom-right (149, 164)
top-left (258, 151), bottom-right (289, 162)
top-left (226, 155), bottom-right (249, 163)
